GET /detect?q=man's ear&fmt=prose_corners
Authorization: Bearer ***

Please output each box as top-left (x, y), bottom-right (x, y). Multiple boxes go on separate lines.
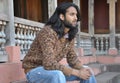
top-left (59, 14), bottom-right (64, 21)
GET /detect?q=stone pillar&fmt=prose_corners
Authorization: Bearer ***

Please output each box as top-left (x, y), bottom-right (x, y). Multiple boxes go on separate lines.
top-left (73, 0), bottom-right (84, 56)
top-left (48, 0), bottom-right (57, 18)
top-left (107, 0), bottom-right (118, 55)
top-left (88, 0), bottom-right (96, 56)
top-left (5, 46), bottom-right (20, 62)
top-left (73, 0), bottom-right (80, 7)
top-left (73, 0), bottom-right (81, 47)
top-left (88, 0), bottom-right (94, 36)
top-left (5, 0), bottom-right (15, 46)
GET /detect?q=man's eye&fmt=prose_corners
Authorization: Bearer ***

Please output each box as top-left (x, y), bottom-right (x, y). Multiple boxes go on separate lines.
top-left (70, 13), bottom-right (74, 16)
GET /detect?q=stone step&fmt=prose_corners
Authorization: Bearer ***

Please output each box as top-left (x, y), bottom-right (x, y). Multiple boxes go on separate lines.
top-left (107, 64), bottom-right (120, 72)
top-left (66, 81), bottom-right (80, 83)
top-left (11, 79), bottom-right (27, 83)
top-left (12, 80), bottom-right (80, 83)
top-left (87, 63), bottom-right (107, 75)
top-left (96, 72), bottom-right (120, 83)
top-left (97, 55), bottom-right (120, 64)
top-left (11, 63), bottom-right (105, 83)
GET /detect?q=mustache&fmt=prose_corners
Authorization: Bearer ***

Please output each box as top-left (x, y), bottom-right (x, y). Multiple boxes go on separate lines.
top-left (64, 21), bottom-right (78, 29)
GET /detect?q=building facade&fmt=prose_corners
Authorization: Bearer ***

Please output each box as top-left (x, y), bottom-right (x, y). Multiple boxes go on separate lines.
top-left (0, 0), bottom-right (120, 62)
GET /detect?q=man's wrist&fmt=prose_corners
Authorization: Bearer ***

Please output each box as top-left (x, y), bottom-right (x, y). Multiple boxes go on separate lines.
top-left (72, 69), bottom-right (79, 77)
top-left (78, 65), bottom-right (84, 70)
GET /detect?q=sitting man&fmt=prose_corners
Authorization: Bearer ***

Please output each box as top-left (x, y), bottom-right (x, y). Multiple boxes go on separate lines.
top-left (22, 2), bottom-right (97, 83)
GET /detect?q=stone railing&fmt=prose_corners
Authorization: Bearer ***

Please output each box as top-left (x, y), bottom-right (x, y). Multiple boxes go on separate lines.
top-left (0, 20), bottom-right (7, 61)
top-left (115, 34), bottom-right (120, 53)
top-left (1, 16), bottom-right (120, 62)
top-left (76, 32), bottom-right (92, 56)
top-left (94, 34), bottom-right (120, 55)
top-left (0, 14), bottom-right (9, 62)
top-left (0, 15), bottom-right (94, 62)
top-left (94, 34), bottom-right (109, 55)
top-left (14, 17), bottom-right (44, 59)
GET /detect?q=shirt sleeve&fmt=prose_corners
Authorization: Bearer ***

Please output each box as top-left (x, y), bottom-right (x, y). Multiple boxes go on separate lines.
top-left (38, 30), bottom-right (73, 76)
top-left (66, 39), bottom-right (83, 70)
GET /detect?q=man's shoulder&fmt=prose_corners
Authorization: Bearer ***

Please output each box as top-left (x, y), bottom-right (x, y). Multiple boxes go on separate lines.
top-left (38, 25), bottom-right (57, 37)
top-left (41, 25), bottom-right (52, 32)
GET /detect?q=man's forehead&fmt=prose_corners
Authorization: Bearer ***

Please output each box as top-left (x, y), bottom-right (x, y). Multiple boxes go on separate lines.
top-left (66, 7), bottom-right (77, 13)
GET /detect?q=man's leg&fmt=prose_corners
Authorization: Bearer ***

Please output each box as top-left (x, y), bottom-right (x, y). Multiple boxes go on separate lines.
top-left (65, 65), bottom-right (97, 83)
top-left (26, 67), bottom-right (66, 83)
top-left (66, 74), bottom-right (96, 83)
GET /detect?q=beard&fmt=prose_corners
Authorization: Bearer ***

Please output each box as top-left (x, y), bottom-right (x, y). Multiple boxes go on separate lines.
top-left (63, 19), bottom-right (78, 29)
top-left (63, 19), bottom-right (78, 41)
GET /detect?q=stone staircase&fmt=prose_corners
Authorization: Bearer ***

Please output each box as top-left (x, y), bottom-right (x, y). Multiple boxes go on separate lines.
top-left (96, 63), bottom-right (120, 83)
top-left (96, 72), bottom-right (120, 83)
top-left (1, 55), bottom-right (120, 83)
top-left (10, 63), bottom-right (107, 83)
top-left (11, 64), bottom-right (120, 83)
top-left (95, 55), bottom-right (120, 83)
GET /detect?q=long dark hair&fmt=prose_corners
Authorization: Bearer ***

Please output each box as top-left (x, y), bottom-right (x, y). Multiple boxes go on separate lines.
top-left (46, 2), bottom-right (80, 41)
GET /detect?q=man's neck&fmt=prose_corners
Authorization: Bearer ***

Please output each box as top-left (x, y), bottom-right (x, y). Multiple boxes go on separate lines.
top-left (64, 27), bottom-right (70, 34)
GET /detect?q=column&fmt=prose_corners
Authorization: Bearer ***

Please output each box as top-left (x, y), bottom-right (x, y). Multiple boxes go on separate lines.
top-left (107, 0), bottom-right (118, 55)
top-left (88, 0), bottom-right (94, 36)
top-left (88, 0), bottom-right (96, 56)
top-left (73, 0), bottom-right (81, 47)
top-left (5, 0), bottom-right (15, 46)
top-left (48, 0), bottom-right (57, 18)
top-left (73, 0), bottom-right (84, 56)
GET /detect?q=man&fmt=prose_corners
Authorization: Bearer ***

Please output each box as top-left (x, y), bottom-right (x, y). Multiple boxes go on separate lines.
top-left (22, 2), bottom-right (97, 83)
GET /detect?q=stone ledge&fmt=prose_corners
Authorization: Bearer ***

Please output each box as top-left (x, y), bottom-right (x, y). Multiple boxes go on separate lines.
top-left (96, 72), bottom-right (120, 83)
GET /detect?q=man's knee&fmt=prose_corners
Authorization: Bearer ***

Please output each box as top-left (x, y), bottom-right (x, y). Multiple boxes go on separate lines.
top-left (52, 70), bottom-right (65, 78)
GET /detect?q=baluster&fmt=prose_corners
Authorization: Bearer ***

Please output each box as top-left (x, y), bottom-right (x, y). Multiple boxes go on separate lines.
top-left (24, 25), bottom-right (27, 53)
top-left (100, 37), bottom-right (104, 54)
top-left (0, 22), bottom-right (2, 54)
top-left (1, 21), bottom-right (6, 54)
top-left (36, 27), bottom-right (39, 35)
top-left (33, 27), bottom-right (37, 39)
top-left (1, 21), bottom-right (6, 38)
top-left (118, 37), bottom-right (120, 53)
top-left (96, 37), bottom-right (99, 54)
top-left (15, 23), bottom-right (20, 46)
top-left (19, 24), bottom-right (24, 54)
top-left (105, 37), bottom-right (109, 54)
top-left (27, 26), bottom-right (32, 49)
top-left (22, 25), bottom-right (26, 54)
top-left (0, 21), bottom-right (2, 38)
top-left (21, 25), bottom-right (25, 54)
top-left (29, 27), bottom-right (34, 45)
top-left (31, 27), bottom-right (34, 41)
top-left (0, 39), bottom-right (2, 54)
top-left (25, 26), bottom-right (29, 52)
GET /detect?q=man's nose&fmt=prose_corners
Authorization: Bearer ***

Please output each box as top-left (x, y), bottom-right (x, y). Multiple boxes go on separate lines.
top-left (74, 15), bottom-right (77, 20)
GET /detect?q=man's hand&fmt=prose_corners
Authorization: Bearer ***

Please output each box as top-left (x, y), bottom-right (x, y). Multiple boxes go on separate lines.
top-left (72, 68), bottom-right (91, 80)
top-left (78, 67), bottom-right (91, 80)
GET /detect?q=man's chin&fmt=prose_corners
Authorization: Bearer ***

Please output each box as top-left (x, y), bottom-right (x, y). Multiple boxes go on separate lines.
top-left (72, 24), bottom-right (78, 28)
top-left (72, 25), bottom-right (77, 27)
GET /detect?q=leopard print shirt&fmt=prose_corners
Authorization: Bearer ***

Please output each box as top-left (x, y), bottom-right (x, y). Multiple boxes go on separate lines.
top-left (22, 25), bottom-right (82, 76)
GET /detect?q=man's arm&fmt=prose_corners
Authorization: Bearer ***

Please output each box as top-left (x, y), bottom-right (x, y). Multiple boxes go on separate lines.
top-left (66, 39), bottom-right (92, 80)
top-left (66, 39), bottom-right (83, 69)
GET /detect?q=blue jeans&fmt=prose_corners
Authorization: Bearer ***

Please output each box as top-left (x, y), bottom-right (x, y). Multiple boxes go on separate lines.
top-left (26, 67), bottom-right (97, 83)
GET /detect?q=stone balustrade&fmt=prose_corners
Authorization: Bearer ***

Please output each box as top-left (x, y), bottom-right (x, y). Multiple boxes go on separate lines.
top-left (94, 34), bottom-right (120, 55)
top-left (0, 20), bottom-right (7, 62)
top-left (77, 32), bottom-right (92, 55)
top-left (94, 34), bottom-right (110, 55)
top-left (1, 17), bottom-right (120, 62)
top-left (14, 17), bottom-right (44, 59)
